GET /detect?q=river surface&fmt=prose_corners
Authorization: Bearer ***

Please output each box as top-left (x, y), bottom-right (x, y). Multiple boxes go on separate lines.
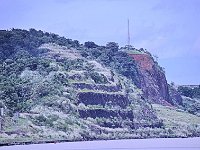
top-left (0, 137), bottom-right (200, 150)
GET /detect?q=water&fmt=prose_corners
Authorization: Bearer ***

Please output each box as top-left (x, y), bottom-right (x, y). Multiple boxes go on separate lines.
top-left (0, 137), bottom-right (200, 150)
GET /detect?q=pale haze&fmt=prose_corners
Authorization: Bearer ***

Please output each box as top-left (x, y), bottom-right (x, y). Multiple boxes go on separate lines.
top-left (0, 0), bottom-right (200, 85)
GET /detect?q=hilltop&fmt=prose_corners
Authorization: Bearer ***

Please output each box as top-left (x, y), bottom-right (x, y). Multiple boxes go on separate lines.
top-left (0, 29), bottom-right (199, 145)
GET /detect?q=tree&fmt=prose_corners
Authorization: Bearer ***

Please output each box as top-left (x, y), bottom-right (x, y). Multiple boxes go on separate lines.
top-left (178, 86), bottom-right (194, 98)
top-left (84, 41), bottom-right (97, 48)
top-left (106, 42), bottom-right (119, 53)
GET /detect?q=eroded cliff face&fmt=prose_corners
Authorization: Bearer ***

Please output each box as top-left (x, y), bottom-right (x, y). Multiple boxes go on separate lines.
top-left (128, 53), bottom-right (174, 106)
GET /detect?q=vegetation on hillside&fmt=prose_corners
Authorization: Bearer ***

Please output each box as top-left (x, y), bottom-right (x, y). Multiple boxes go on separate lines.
top-left (0, 28), bottom-right (200, 145)
top-left (177, 86), bottom-right (200, 116)
top-left (0, 29), bottom-right (141, 115)
top-left (178, 86), bottom-right (200, 99)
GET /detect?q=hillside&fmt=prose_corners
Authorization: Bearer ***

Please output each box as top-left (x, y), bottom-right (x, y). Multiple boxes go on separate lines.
top-left (177, 85), bottom-right (200, 116)
top-left (0, 29), bottom-right (200, 145)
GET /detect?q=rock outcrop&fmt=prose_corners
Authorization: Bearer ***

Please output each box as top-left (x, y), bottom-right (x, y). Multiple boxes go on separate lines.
top-left (78, 92), bottom-right (129, 108)
top-left (128, 53), bottom-right (175, 106)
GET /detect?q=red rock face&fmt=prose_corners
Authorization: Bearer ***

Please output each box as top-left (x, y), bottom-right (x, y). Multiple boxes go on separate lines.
top-left (129, 53), bottom-right (174, 106)
top-left (129, 54), bottom-right (154, 71)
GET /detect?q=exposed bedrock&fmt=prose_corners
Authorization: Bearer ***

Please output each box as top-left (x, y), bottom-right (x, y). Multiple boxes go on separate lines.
top-left (78, 108), bottom-right (134, 119)
top-left (78, 92), bottom-right (129, 108)
top-left (129, 53), bottom-right (181, 106)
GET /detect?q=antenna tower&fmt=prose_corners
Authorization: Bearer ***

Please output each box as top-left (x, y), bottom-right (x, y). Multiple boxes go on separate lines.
top-left (128, 19), bottom-right (130, 50)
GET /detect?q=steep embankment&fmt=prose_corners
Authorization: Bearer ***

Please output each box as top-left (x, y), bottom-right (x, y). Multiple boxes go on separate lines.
top-left (126, 50), bottom-right (173, 106)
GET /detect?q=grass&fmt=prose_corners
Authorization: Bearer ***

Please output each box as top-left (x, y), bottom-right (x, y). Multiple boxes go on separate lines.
top-left (0, 136), bottom-right (68, 145)
top-left (152, 104), bottom-right (200, 126)
top-left (69, 80), bottom-right (92, 84)
top-left (78, 89), bottom-right (124, 95)
top-left (125, 50), bottom-right (146, 55)
top-left (152, 104), bottom-right (200, 137)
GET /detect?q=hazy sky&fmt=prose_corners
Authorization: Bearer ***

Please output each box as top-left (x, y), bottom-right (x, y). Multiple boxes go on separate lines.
top-left (0, 0), bottom-right (200, 85)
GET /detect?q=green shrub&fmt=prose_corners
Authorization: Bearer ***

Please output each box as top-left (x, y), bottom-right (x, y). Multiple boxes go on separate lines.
top-left (89, 72), bottom-right (108, 84)
top-left (34, 114), bottom-right (59, 127)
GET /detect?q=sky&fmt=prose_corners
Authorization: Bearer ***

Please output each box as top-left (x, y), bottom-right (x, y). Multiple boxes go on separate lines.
top-left (0, 0), bottom-right (200, 85)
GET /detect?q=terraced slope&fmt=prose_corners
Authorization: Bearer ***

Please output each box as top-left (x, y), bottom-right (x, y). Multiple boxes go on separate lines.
top-left (0, 29), bottom-right (199, 145)
top-left (0, 42), bottom-right (162, 144)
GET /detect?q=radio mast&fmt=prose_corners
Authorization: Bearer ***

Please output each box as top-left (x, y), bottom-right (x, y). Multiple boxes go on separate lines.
top-left (128, 19), bottom-right (130, 50)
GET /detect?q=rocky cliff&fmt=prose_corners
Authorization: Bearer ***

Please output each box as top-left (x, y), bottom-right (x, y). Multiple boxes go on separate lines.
top-left (120, 46), bottom-right (183, 107)
top-left (128, 52), bottom-right (173, 106)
